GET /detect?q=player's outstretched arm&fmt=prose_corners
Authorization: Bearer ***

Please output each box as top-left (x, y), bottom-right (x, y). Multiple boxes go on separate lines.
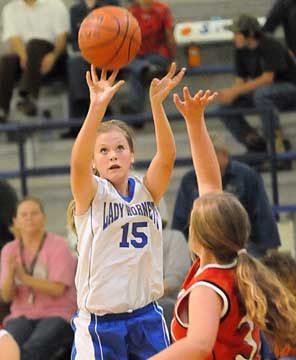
top-left (174, 88), bottom-right (221, 196)
top-left (70, 66), bottom-right (124, 214)
top-left (144, 63), bottom-right (186, 204)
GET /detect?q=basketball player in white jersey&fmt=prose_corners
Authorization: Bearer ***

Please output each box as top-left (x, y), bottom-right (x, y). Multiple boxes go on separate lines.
top-left (68, 63), bottom-right (186, 359)
top-left (0, 329), bottom-right (20, 360)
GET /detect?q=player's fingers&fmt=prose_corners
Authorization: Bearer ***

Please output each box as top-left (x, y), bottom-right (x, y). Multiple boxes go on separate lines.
top-left (86, 71), bottom-right (93, 87)
top-left (91, 65), bottom-right (99, 82)
top-left (172, 67), bottom-right (186, 87)
top-left (167, 62), bottom-right (177, 78)
top-left (99, 68), bottom-right (107, 81)
top-left (207, 91), bottom-right (219, 102)
top-left (183, 86), bottom-right (192, 102)
top-left (194, 90), bottom-right (204, 101)
top-left (173, 93), bottom-right (184, 109)
top-left (112, 80), bottom-right (125, 92)
top-left (109, 69), bottom-right (119, 83)
top-left (201, 89), bottom-right (212, 102)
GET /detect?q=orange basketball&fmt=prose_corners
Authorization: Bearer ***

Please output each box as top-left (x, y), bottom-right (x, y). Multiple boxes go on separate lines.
top-left (78, 6), bottom-right (142, 70)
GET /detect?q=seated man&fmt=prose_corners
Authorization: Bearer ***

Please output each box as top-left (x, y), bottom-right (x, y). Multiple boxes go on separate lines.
top-left (172, 136), bottom-right (281, 258)
top-left (217, 14), bottom-right (296, 155)
top-left (61, 0), bottom-right (121, 139)
top-left (0, 0), bottom-right (69, 122)
top-left (117, 0), bottom-right (176, 117)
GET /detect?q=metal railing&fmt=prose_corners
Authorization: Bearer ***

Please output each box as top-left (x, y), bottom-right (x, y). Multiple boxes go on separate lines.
top-left (0, 108), bottom-right (296, 217)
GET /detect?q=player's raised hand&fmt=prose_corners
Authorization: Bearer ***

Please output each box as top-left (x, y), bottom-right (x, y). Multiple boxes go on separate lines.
top-left (173, 87), bottom-right (218, 124)
top-left (149, 62), bottom-right (186, 104)
top-left (86, 65), bottom-right (124, 106)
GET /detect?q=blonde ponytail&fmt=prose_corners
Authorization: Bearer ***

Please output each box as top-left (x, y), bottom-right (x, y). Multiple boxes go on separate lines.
top-left (236, 253), bottom-right (296, 349)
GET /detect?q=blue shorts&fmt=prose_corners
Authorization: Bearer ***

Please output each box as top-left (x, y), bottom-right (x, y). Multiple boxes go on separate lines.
top-left (71, 302), bottom-right (170, 360)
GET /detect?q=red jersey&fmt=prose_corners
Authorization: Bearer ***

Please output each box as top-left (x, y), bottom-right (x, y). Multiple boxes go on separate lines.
top-left (171, 259), bottom-right (261, 360)
top-left (128, 1), bottom-right (174, 58)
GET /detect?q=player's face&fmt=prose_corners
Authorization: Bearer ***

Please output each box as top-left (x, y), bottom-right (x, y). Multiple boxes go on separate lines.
top-left (94, 129), bottom-right (134, 184)
top-left (15, 200), bottom-right (46, 235)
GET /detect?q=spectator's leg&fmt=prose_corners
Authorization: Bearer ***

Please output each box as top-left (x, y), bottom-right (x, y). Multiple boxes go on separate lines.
top-left (18, 39), bottom-right (53, 115)
top-left (21, 317), bottom-right (73, 360)
top-left (0, 54), bottom-right (21, 121)
top-left (253, 83), bottom-right (296, 152)
top-left (218, 97), bottom-right (267, 152)
top-left (5, 316), bottom-right (34, 347)
top-left (140, 54), bottom-right (170, 83)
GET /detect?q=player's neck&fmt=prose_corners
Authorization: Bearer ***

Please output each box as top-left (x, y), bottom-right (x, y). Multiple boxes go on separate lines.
top-left (199, 248), bottom-right (219, 268)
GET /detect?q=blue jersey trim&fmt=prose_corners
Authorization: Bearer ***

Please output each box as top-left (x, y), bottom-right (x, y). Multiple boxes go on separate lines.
top-left (115, 177), bottom-right (136, 203)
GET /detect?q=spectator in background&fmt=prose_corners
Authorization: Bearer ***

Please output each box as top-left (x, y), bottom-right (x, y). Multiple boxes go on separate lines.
top-left (262, 251), bottom-right (296, 360)
top-left (0, 0), bottom-right (69, 123)
top-left (117, 0), bottom-right (176, 117)
top-left (217, 14), bottom-right (296, 157)
top-left (0, 329), bottom-right (20, 360)
top-left (158, 200), bottom-right (191, 329)
top-left (61, 0), bottom-right (121, 139)
top-left (0, 197), bottom-right (77, 360)
top-left (263, 0), bottom-right (296, 58)
top-left (0, 180), bottom-right (18, 251)
top-left (172, 135), bottom-right (281, 258)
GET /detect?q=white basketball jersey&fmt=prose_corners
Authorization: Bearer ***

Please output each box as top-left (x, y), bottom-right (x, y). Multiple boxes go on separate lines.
top-left (74, 175), bottom-right (163, 315)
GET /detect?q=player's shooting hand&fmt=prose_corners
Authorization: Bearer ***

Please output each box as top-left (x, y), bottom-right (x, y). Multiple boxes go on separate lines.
top-left (86, 65), bottom-right (124, 106)
top-left (149, 62), bottom-right (186, 105)
top-left (173, 88), bottom-right (218, 124)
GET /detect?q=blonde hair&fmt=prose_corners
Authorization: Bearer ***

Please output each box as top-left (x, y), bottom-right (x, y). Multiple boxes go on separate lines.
top-left (97, 119), bottom-right (135, 152)
top-left (67, 199), bottom-right (76, 236)
top-left (189, 191), bottom-right (296, 349)
top-left (262, 251), bottom-right (296, 298)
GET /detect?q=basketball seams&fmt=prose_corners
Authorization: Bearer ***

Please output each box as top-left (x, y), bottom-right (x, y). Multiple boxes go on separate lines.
top-left (128, 26), bottom-right (141, 61)
top-left (103, 11), bottom-right (130, 68)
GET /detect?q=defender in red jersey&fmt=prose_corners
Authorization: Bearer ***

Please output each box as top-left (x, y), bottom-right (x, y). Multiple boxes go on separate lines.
top-left (148, 87), bottom-right (296, 360)
top-left (172, 260), bottom-right (261, 359)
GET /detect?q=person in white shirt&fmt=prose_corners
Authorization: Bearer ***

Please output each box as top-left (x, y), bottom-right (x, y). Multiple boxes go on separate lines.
top-left (0, 0), bottom-right (70, 122)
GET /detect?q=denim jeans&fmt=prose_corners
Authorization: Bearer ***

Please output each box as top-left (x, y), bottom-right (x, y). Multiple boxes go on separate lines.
top-left (218, 82), bottom-right (296, 146)
top-left (5, 316), bottom-right (73, 360)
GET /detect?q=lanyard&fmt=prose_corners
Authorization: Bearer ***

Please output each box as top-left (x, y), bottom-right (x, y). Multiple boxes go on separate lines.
top-left (19, 233), bottom-right (47, 276)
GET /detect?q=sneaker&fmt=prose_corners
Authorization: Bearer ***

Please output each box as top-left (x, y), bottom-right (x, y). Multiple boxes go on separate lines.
top-left (245, 132), bottom-right (267, 152)
top-left (0, 108), bottom-right (7, 123)
top-left (16, 97), bottom-right (37, 116)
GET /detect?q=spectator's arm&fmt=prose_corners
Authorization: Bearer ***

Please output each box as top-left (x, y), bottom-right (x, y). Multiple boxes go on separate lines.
top-left (1, 269), bottom-right (16, 303)
top-left (16, 272), bottom-right (66, 298)
top-left (165, 28), bottom-right (177, 60)
top-left (8, 37), bottom-right (26, 59)
top-left (230, 72), bottom-right (274, 97)
top-left (52, 32), bottom-right (68, 59)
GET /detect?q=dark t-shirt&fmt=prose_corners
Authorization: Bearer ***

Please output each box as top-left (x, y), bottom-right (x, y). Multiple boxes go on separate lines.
top-left (235, 34), bottom-right (296, 83)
